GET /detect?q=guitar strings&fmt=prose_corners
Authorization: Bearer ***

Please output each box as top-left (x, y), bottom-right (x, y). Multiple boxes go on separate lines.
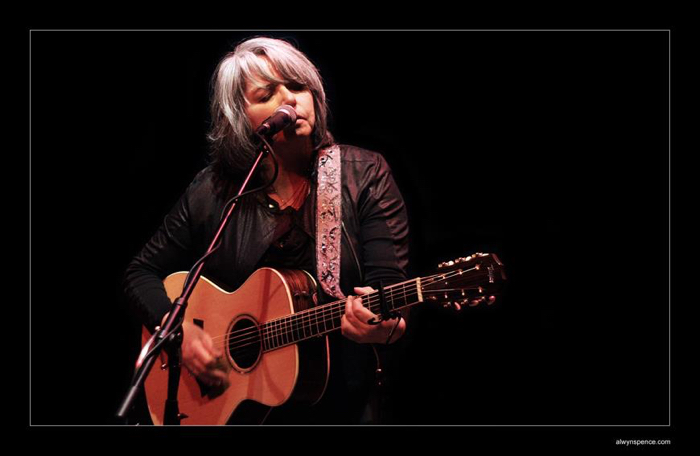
top-left (221, 289), bottom-right (423, 357)
top-left (228, 291), bottom-right (418, 349)
top-left (212, 287), bottom-right (420, 350)
top-left (217, 268), bottom-right (474, 341)
top-left (205, 267), bottom-right (482, 352)
top-left (221, 278), bottom-right (487, 358)
top-left (259, 267), bottom-right (480, 339)
top-left (204, 267), bottom-right (486, 355)
top-left (207, 269), bottom-right (459, 346)
top-left (206, 277), bottom-right (423, 344)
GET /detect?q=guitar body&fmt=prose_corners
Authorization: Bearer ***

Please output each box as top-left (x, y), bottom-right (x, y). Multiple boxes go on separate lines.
top-left (141, 268), bottom-right (330, 425)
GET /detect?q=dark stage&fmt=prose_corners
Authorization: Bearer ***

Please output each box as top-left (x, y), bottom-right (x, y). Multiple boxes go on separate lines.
top-left (29, 30), bottom-right (670, 436)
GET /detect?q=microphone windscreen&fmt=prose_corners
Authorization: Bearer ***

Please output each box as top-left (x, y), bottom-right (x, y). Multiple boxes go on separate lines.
top-left (276, 105), bottom-right (297, 123)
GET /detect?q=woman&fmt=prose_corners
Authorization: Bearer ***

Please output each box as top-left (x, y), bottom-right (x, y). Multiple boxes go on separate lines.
top-left (123, 36), bottom-right (410, 424)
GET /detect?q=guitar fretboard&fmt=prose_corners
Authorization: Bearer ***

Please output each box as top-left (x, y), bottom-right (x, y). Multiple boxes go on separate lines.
top-left (260, 278), bottom-right (423, 352)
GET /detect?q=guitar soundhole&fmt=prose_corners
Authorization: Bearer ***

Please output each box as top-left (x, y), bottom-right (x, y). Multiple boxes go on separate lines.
top-left (227, 316), bottom-right (262, 372)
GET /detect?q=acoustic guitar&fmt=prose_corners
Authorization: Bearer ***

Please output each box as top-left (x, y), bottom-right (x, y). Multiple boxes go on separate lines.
top-left (138, 252), bottom-right (506, 425)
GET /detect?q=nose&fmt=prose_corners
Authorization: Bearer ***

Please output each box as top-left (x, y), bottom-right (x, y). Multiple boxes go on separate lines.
top-left (278, 84), bottom-right (297, 107)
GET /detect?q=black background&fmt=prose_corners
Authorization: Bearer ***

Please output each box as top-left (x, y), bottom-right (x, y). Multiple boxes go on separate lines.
top-left (29, 31), bottom-right (669, 429)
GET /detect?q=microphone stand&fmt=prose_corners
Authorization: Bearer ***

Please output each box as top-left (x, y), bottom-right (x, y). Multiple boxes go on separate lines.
top-left (116, 137), bottom-right (274, 424)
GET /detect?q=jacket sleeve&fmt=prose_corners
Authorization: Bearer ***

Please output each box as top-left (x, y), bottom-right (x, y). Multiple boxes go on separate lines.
top-left (122, 183), bottom-right (198, 334)
top-left (357, 152), bottom-right (410, 297)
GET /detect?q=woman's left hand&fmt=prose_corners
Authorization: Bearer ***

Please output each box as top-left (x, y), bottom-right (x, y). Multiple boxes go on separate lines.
top-left (341, 286), bottom-right (407, 344)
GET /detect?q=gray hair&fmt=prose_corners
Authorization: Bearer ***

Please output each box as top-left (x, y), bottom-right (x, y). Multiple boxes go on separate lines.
top-left (207, 36), bottom-right (334, 190)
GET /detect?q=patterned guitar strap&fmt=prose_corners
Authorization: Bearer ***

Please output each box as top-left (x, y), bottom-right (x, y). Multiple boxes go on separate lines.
top-left (317, 145), bottom-right (399, 418)
top-left (316, 144), bottom-right (346, 300)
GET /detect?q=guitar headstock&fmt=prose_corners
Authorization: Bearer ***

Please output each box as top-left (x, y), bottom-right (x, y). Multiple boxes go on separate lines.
top-left (421, 253), bottom-right (506, 310)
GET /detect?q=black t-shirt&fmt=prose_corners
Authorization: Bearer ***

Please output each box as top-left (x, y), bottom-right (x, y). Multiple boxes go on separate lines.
top-left (255, 192), bottom-right (316, 274)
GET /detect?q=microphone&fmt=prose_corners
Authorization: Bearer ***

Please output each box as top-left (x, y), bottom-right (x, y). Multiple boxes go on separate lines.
top-left (255, 105), bottom-right (297, 137)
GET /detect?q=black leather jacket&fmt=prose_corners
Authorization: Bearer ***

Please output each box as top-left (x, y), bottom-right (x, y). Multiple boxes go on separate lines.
top-left (123, 144), bottom-right (410, 423)
top-left (124, 144), bottom-right (409, 330)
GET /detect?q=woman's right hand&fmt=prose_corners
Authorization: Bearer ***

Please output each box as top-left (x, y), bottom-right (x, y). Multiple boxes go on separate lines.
top-left (161, 313), bottom-right (229, 386)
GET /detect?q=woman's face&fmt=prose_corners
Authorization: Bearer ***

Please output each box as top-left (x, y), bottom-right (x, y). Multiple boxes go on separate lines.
top-left (243, 60), bottom-right (316, 145)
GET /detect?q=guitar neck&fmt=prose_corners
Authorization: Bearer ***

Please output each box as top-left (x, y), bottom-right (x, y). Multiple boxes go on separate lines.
top-left (261, 278), bottom-right (424, 352)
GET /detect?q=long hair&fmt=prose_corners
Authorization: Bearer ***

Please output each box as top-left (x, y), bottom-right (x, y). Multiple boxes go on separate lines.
top-left (207, 36), bottom-right (334, 196)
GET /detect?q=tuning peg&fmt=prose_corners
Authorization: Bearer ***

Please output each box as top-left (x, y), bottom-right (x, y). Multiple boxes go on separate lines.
top-left (438, 259), bottom-right (457, 269)
top-left (443, 300), bottom-right (470, 311)
top-left (469, 296), bottom-right (486, 307)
